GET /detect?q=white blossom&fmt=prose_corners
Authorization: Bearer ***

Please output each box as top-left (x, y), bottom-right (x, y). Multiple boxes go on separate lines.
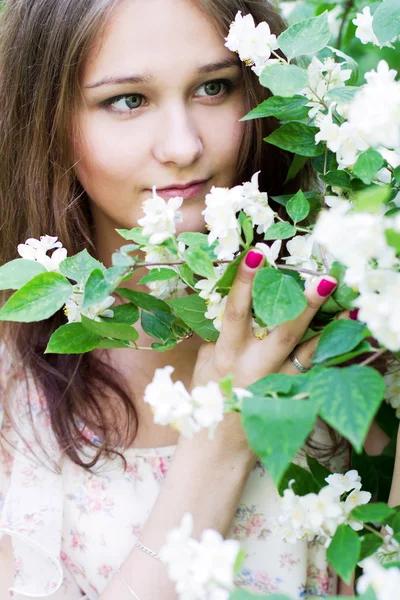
top-left (17, 235), bottom-right (68, 272)
top-left (191, 381), bottom-right (225, 437)
top-left (195, 265), bottom-right (228, 302)
top-left (325, 470), bottom-right (362, 495)
top-left (202, 186), bottom-right (242, 260)
top-left (241, 172), bottom-right (275, 234)
top-left (205, 293), bottom-right (228, 332)
top-left (143, 366), bottom-right (196, 437)
top-left (225, 11), bottom-right (279, 75)
top-left (63, 285), bottom-right (115, 323)
top-left (141, 241), bottom-right (187, 300)
top-left (300, 57), bottom-right (351, 119)
top-left (138, 187), bottom-right (183, 245)
top-left (357, 557), bottom-right (400, 599)
top-left (251, 317), bottom-right (270, 340)
top-left (143, 367), bottom-right (228, 438)
top-left (254, 240), bottom-right (281, 268)
top-left (353, 7), bottom-right (397, 48)
top-left (160, 513), bottom-right (239, 600)
top-left (346, 61), bottom-right (400, 151)
top-left (275, 470), bottom-right (371, 546)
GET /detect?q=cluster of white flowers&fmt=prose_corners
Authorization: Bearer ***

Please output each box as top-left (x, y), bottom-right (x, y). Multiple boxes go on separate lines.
top-left (137, 187), bottom-right (183, 245)
top-left (202, 172), bottom-right (275, 260)
top-left (63, 285), bottom-right (115, 323)
top-left (315, 61), bottom-right (400, 169)
top-left (142, 241), bottom-right (188, 300)
top-left (353, 6), bottom-right (398, 48)
top-left (357, 557), bottom-right (400, 600)
top-left (274, 470), bottom-right (371, 547)
top-left (17, 235), bottom-right (68, 273)
top-left (160, 513), bottom-right (240, 600)
top-left (144, 366), bottom-right (250, 438)
top-left (224, 11), bottom-right (279, 76)
top-left (300, 56), bottom-right (352, 119)
top-left (313, 206), bottom-right (400, 350)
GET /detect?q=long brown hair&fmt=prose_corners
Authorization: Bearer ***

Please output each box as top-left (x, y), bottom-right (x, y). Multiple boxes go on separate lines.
top-left (0, 0), bottom-right (310, 470)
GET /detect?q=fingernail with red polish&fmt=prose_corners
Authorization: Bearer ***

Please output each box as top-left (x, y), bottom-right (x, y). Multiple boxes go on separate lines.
top-left (317, 279), bottom-right (337, 297)
top-left (245, 250), bottom-right (263, 269)
top-left (349, 309), bottom-right (359, 321)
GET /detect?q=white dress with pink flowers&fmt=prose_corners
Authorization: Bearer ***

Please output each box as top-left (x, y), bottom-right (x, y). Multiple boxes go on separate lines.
top-left (0, 343), bottom-right (343, 599)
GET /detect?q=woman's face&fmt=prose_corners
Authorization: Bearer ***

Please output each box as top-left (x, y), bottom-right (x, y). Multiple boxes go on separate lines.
top-left (73, 0), bottom-right (246, 252)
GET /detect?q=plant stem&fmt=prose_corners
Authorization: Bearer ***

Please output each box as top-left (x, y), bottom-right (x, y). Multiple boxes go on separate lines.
top-left (337, 0), bottom-right (354, 49)
top-left (362, 522), bottom-right (387, 542)
top-left (360, 348), bottom-right (386, 367)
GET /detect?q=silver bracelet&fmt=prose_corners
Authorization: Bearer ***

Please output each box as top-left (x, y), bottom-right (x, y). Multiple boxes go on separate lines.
top-left (135, 539), bottom-right (165, 563)
top-left (116, 565), bottom-right (142, 600)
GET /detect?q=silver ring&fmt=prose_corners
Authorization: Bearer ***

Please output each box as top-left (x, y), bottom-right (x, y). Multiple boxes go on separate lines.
top-left (289, 352), bottom-right (309, 373)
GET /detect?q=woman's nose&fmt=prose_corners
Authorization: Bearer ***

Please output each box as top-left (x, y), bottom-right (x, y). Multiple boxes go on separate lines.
top-left (152, 105), bottom-right (203, 168)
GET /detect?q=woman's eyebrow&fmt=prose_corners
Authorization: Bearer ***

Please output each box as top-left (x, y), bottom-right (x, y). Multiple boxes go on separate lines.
top-left (84, 57), bottom-right (241, 89)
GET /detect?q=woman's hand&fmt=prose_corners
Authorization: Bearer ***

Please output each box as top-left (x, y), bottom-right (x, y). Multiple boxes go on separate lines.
top-left (188, 249), bottom-right (339, 458)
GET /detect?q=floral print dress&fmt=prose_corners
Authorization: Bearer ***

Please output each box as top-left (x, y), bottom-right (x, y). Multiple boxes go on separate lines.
top-left (0, 343), bottom-right (341, 599)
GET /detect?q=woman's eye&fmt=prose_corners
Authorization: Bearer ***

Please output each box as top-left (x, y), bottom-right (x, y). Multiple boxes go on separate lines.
top-left (196, 80), bottom-right (230, 98)
top-left (102, 93), bottom-right (145, 114)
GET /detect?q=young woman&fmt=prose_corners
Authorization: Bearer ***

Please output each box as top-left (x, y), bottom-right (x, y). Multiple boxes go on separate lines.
top-left (0, 0), bottom-right (392, 598)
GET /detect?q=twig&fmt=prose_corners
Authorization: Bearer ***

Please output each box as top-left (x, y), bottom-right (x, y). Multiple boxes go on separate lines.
top-left (336, 0), bottom-right (354, 49)
top-left (360, 348), bottom-right (386, 367)
top-left (131, 259), bottom-right (325, 278)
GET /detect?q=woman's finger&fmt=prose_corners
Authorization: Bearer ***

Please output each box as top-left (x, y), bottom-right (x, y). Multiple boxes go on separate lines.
top-left (215, 249), bottom-right (265, 357)
top-left (280, 310), bottom-right (351, 374)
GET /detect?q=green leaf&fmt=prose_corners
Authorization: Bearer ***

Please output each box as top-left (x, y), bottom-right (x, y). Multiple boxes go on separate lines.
top-left (177, 232), bottom-right (209, 246)
top-left (215, 251), bottom-right (246, 292)
top-left (359, 534), bottom-right (384, 562)
top-left (0, 259), bottom-right (47, 291)
top-left (118, 287), bottom-right (172, 314)
top-left (238, 212), bottom-right (254, 247)
top-left (247, 373), bottom-right (294, 396)
top-left (81, 314), bottom-right (139, 343)
top-left (312, 319), bottom-right (368, 363)
top-left (151, 340), bottom-right (177, 352)
top-left (325, 86), bottom-right (359, 104)
top-left (385, 229), bottom-right (400, 253)
top-left (285, 155), bottom-right (309, 184)
top-left (328, 262), bottom-right (358, 310)
top-left (350, 503), bottom-right (395, 525)
top-left (59, 249), bottom-right (105, 285)
top-left (253, 268), bottom-right (307, 328)
top-left (106, 303), bottom-right (139, 325)
top-left (373, 0), bottom-right (400, 45)
top-left (265, 123), bottom-right (324, 157)
top-left (97, 339), bottom-right (131, 349)
top-left (82, 269), bottom-right (113, 310)
top-left (141, 310), bottom-right (172, 342)
top-left (278, 462), bottom-right (320, 496)
top-left (394, 166), bottom-right (400, 184)
top-left (45, 322), bottom-right (101, 354)
top-left (138, 268), bottom-right (178, 285)
top-left (242, 394), bottom-right (318, 486)
top-left (264, 222), bottom-right (297, 241)
top-left (240, 95), bottom-right (309, 122)
top-left (259, 63), bottom-right (308, 97)
top-left (320, 170), bottom-right (352, 190)
top-left (310, 366), bottom-right (385, 451)
top-left (270, 192), bottom-right (321, 207)
top-left (277, 12), bottom-right (331, 60)
top-left (353, 150), bottom-right (385, 185)
top-left (306, 456), bottom-right (331, 490)
top-left (116, 227), bottom-right (149, 245)
top-left (327, 524), bottom-right (360, 584)
top-left (0, 272), bottom-right (73, 322)
top-left (169, 294), bottom-right (219, 342)
top-left (353, 185), bottom-right (392, 213)
top-left (286, 190), bottom-right (310, 224)
top-left (320, 340), bottom-right (375, 367)
top-left (184, 246), bottom-right (216, 279)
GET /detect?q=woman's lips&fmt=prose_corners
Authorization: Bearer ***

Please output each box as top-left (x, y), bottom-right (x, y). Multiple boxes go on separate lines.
top-left (147, 180), bottom-right (210, 200)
